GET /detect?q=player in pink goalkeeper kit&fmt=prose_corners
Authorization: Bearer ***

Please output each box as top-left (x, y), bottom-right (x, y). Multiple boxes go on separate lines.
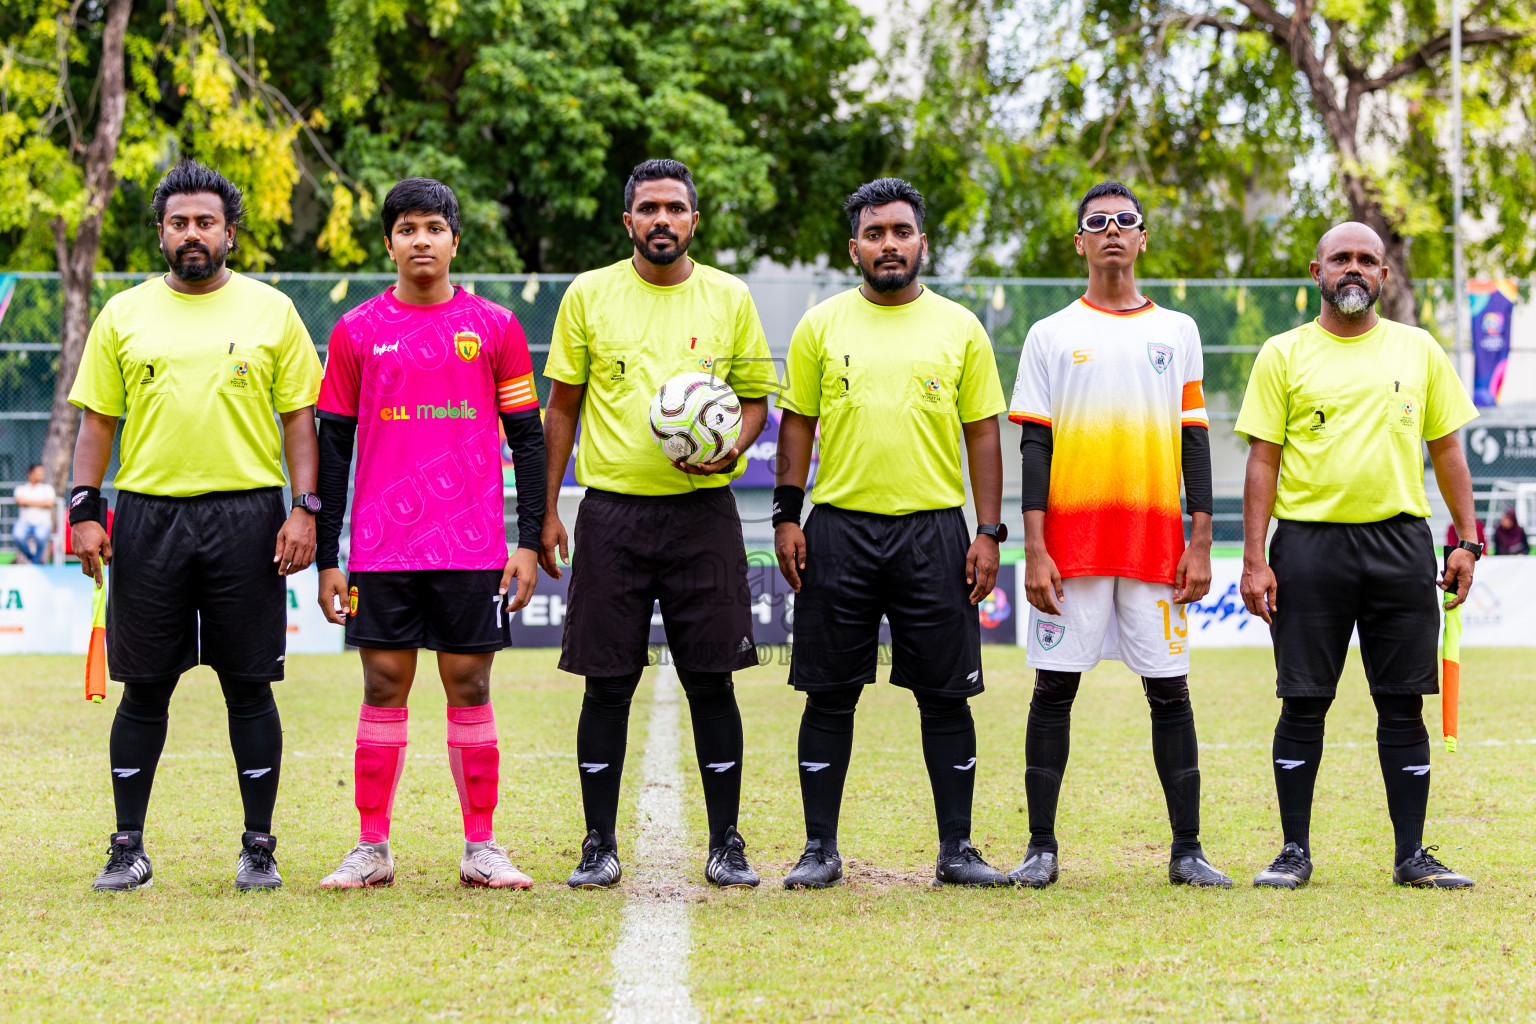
top-left (313, 177), bottom-right (547, 890)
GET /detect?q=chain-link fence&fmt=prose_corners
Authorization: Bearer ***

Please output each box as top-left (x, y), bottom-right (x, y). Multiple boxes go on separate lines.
top-left (0, 272), bottom-right (1472, 548)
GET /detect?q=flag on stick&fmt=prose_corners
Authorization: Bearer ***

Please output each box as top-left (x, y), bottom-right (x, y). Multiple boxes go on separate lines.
top-left (85, 575), bottom-right (107, 703)
top-left (1442, 593), bottom-right (1461, 753)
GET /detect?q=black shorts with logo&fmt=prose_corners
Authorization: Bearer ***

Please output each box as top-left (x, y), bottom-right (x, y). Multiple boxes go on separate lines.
top-left (108, 488), bottom-right (287, 684)
top-left (559, 487), bottom-right (757, 676)
top-left (346, 569), bottom-right (510, 653)
top-left (789, 503), bottom-right (983, 697)
top-left (1269, 513), bottom-right (1440, 697)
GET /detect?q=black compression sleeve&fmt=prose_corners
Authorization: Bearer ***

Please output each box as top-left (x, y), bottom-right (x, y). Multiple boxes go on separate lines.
top-left (316, 412), bottom-right (356, 570)
top-left (501, 409), bottom-right (547, 551)
top-left (1181, 424), bottom-right (1212, 516)
top-left (1019, 421), bottom-right (1053, 513)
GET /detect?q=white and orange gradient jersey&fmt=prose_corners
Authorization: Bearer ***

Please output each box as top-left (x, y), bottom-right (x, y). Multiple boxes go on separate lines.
top-left (1008, 298), bottom-right (1207, 586)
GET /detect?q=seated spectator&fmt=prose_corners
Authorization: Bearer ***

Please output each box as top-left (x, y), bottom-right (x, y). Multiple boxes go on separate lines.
top-left (11, 463), bottom-right (56, 564)
top-left (1493, 509), bottom-right (1529, 556)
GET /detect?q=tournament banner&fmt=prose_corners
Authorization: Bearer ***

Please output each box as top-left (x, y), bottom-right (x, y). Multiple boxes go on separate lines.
top-left (1464, 422), bottom-right (1536, 479)
top-left (504, 562), bottom-right (1018, 653)
top-left (1469, 279), bottom-right (1518, 407)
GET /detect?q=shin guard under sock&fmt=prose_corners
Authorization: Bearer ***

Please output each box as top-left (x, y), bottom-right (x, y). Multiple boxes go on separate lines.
top-left (110, 680), bottom-right (177, 832)
top-left (577, 672), bottom-right (642, 845)
top-left (1272, 697), bottom-right (1331, 854)
top-left (446, 703), bottom-right (499, 843)
top-left (676, 670), bottom-right (743, 848)
top-left (220, 676), bottom-right (283, 835)
top-left (355, 705), bottom-right (408, 843)
top-left (918, 695), bottom-right (976, 843)
top-left (798, 687), bottom-right (861, 842)
top-left (1374, 694), bottom-right (1432, 864)
top-left (1025, 670), bottom-right (1080, 854)
top-left (1144, 676), bottom-right (1201, 858)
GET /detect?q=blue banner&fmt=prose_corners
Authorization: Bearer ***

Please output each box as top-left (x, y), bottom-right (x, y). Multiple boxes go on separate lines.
top-left (1469, 279), bottom-right (1518, 407)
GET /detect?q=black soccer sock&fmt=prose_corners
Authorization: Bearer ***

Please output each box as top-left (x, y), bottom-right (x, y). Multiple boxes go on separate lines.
top-left (676, 669), bottom-right (743, 849)
top-left (1025, 670), bottom-right (1080, 854)
top-left (1272, 696), bottom-right (1332, 854)
top-left (109, 680), bottom-right (178, 833)
top-left (1144, 675), bottom-right (1202, 859)
top-left (917, 693), bottom-right (976, 843)
top-left (797, 686), bottom-right (862, 844)
top-left (1373, 693), bottom-right (1432, 864)
top-left (220, 675), bottom-right (283, 835)
top-left (576, 671), bottom-right (642, 847)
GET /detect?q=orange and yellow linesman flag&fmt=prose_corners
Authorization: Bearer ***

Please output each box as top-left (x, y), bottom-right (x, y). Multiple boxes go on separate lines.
top-left (85, 575), bottom-right (107, 703)
top-left (1441, 593), bottom-right (1461, 753)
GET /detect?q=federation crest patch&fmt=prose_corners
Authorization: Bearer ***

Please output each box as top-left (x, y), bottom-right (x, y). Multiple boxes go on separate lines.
top-left (1148, 343), bottom-right (1174, 374)
top-left (454, 332), bottom-right (482, 362)
top-left (1036, 621), bottom-right (1066, 650)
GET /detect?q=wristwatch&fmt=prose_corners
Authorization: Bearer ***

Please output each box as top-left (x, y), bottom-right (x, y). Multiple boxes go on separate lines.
top-left (1455, 539), bottom-right (1483, 561)
top-left (977, 523), bottom-right (1008, 542)
top-left (293, 492), bottom-right (322, 515)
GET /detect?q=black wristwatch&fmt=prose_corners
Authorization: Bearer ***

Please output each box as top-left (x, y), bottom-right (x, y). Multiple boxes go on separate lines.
top-left (1455, 539), bottom-right (1483, 561)
top-left (293, 492), bottom-right (322, 515)
top-left (977, 523), bottom-right (1008, 542)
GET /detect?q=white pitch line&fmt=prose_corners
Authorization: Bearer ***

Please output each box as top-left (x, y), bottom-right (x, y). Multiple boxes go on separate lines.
top-left (609, 662), bottom-right (698, 1024)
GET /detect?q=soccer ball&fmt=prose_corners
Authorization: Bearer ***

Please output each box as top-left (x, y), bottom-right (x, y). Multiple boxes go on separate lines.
top-left (649, 372), bottom-right (742, 465)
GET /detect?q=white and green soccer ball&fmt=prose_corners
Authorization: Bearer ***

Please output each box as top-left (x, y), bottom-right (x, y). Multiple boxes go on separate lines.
top-left (649, 372), bottom-right (742, 465)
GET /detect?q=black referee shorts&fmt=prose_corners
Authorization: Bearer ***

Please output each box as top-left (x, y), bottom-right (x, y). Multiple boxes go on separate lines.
top-left (1269, 513), bottom-right (1440, 698)
top-left (558, 487), bottom-right (757, 677)
top-left (789, 504), bottom-right (982, 698)
top-left (108, 488), bottom-right (288, 684)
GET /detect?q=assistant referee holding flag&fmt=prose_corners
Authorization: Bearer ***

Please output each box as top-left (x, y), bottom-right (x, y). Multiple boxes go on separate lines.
top-left (69, 160), bottom-right (322, 892)
top-left (1237, 221), bottom-right (1479, 890)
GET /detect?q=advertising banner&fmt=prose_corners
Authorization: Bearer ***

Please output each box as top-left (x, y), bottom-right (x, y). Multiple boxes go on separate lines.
top-left (1464, 422), bottom-right (1536, 478)
top-left (1469, 279), bottom-right (1518, 407)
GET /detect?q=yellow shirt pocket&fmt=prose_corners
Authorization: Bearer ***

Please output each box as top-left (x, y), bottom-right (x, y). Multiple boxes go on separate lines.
top-left (218, 353), bottom-right (268, 399)
top-left (910, 361), bottom-right (959, 416)
top-left (1385, 385), bottom-right (1425, 436)
top-left (821, 364), bottom-right (863, 411)
top-left (1289, 388), bottom-right (1338, 446)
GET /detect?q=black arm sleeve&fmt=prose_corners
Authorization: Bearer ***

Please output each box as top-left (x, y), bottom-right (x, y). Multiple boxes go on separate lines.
top-left (316, 410), bottom-right (357, 571)
top-left (1019, 421), bottom-right (1053, 512)
top-left (501, 409), bottom-right (547, 551)
top-left (1181, 424), bottom-right (1213, 516)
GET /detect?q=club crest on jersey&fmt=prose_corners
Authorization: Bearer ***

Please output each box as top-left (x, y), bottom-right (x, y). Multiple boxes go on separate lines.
top-left (454, 332), bottom-right (482, 363)
top-left (1036, 621), bottom-right (1066, 650)
top-left (1147, 343), bottom-right (1174, 374)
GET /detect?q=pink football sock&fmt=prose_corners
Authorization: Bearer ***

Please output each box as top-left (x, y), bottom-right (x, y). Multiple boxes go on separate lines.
top-left (355, 705), bottom-right (408, 844)
top-left (446, 703), bottom-right (499, 843)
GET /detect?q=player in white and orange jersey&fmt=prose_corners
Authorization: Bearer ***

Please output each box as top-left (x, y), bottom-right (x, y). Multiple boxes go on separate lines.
top-left (1005, 181), bottom-right (1230, 888)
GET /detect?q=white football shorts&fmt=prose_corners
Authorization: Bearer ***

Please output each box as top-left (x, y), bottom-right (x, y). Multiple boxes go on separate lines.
top-left (1024, 575), bottom-right (1190, 677)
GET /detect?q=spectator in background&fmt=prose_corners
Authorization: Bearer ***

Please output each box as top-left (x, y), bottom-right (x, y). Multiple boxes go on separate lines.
top-left (1445, 518), bottom-right (1486, 549)
top-left (11, 463), bottom-right (56, 564)
top-left (1493, 509), bottom-right (1529, 556)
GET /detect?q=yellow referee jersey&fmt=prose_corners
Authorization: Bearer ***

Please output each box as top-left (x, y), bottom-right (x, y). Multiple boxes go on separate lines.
top-left (69, 273), bottom-right (322, 496)
top-left (1234, 317), bottom-right (1476, 522)
top-left (545, 259), bottom-right (775, 495)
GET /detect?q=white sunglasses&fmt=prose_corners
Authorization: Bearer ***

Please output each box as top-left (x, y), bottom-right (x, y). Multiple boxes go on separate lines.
top-left (1079, 211), bottom-right (1145, 233)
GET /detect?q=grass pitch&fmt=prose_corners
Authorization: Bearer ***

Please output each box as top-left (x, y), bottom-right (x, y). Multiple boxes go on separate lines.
top-left (2, 646), bottom-right (1534, 1022)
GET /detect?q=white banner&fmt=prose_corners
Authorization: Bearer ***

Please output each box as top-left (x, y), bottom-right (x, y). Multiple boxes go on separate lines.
top-left (0, 566), bottom-right (343, 656)
top-left (1014, 556), bottom-right (1536, 650)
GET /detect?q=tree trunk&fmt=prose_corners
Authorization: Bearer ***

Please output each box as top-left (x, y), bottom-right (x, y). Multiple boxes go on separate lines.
top-left (39, 0), bottom-right (133, 497)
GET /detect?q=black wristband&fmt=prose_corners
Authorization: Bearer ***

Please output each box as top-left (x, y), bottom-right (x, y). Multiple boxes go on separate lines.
top-left (68, 485), bottom-right (103, 526)
top-left (772, 485), bottom-right (805, 527)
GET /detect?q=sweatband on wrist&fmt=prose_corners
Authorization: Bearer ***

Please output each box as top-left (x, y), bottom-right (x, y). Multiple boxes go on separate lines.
top-left (68, 485), bottom-right (103, 525)
top-left (772, 485), bottom-right (805, 527)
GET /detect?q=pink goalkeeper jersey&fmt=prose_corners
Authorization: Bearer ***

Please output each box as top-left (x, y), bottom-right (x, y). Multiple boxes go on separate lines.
top-left (318, 286), bottom-right (539, 571)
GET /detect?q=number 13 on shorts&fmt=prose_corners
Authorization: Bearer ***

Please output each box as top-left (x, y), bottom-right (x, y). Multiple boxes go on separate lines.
top-left (1025, 576), bottom-right (1191, 676)
top-left (1157, 599), bottom-right (1188, 657)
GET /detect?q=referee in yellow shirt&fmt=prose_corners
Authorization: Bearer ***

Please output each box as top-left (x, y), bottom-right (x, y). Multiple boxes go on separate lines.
top-left (774, 178), bottom-right (1010, 888)
top-left (540, 158), bottom-right (775, 889)
top-left (67, 161), bottom-right (322, 893)
top-left (1236, 221), bottom-right (1479, 890)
